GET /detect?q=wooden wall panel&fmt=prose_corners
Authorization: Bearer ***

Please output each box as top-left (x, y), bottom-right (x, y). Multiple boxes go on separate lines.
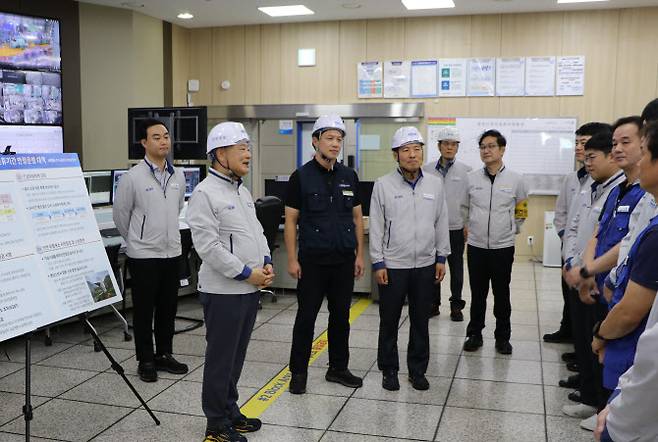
top-left (365, 19), bottom-right (405, 61)
top-left (212, 26), bottom-right (246, 105)
top-left (188, 28), bottom-right (213, 105)
top-left (339, 20), bottom-right (367, 103)
top-left (171, 24), bottom-right (191, 106)
top-left (614, 8), bottom-right (658, 118)
top-left (260, 24), bottom-right (282, 104)
top-left (245, 25), bottom-right (262, 104)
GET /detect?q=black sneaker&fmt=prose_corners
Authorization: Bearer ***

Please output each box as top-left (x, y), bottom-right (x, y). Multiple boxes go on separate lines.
top-left (566, 362), bottom-right (580, 373)
top-left (463, 335), bottom-right (483, 352)
top-left (559, 374), bottom-right (580, 389)
top-left (204, 426), bottom-right (246, 442)
top-left (233, 415), bottom-right (262, 433)
top-left (382, 371), bottom-right (400, 391)
top-left (154, 353), bottom-right (189, 375)
top-left (289, 372), bottom-right (307, 395)
top-left (430, 304), bottom-right (440, 317)
top-left (568, 390), bottom-right (582, 403)
top-left (495, 340), bottom-right (513, 355)
top-left (408, 374), bottom-right (430, 390)
top-left (137, 361), bottom-right (157, 382)
top-left (561, 352), bottom-right (577, 363)
top-left (325, 368), bottom-right (363, 388)
top-left (450, 309), bottom-right (464, 322)
top-left (543, 330), bottom-right (573, 343)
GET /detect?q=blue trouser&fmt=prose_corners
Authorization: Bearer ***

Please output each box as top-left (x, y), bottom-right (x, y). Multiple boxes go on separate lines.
top-left (200, 291), bottom-right (259, 430)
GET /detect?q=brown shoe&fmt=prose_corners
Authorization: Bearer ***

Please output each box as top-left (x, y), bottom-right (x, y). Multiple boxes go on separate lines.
top-left (450, 309), bottom-right (463, 322)
top-left (430, 304), bottom-right (440, 317)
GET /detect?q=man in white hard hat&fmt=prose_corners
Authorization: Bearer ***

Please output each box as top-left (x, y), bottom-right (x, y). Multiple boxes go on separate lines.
top-left (370, 126), bottom-right (450, 391)
top-left (112, 118), bottom-right (189, 383)
top-left (461, 129), bottom-right (528, 355)
top-left (285, 114), bottom-right (365, 394)
top-left (423, 126), bottom-right (471, 321)
top-left (186, 122), bottom-right (274, 442)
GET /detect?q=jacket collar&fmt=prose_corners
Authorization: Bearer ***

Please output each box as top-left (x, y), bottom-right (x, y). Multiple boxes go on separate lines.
top-left (208, 167), bottom-right (242, 187)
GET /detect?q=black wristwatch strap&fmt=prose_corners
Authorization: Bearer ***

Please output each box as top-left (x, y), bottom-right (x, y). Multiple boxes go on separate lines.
top-left (593, 321), bottom-right (607, 341)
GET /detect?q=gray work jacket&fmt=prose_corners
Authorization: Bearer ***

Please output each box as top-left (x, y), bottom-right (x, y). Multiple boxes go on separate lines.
top-left (423, 159), bottom-right (471, 230)
top-left (554, 166), bottom-right (588, 238)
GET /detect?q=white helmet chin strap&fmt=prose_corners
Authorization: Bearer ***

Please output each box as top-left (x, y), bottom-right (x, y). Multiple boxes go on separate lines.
top-left (216, 150), bottom-right (239, 179)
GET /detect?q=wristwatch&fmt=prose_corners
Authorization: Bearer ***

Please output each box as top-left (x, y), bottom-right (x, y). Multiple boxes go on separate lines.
top-left (593, 321), bottom-right (607, 341)
top-left (580, 266), bottom-right (592, 279)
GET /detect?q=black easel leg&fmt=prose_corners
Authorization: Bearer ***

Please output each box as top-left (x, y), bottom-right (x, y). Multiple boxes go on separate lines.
top-left (23, 334), bottom-right (33, 442)
top-left (79, 315), bottom-right (160, 425)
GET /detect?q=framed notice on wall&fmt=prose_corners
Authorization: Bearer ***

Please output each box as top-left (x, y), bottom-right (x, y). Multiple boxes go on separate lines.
top-left (0, 154), bottom-right (122, 342)
top-left (357, 61), bottom-right (383, 98)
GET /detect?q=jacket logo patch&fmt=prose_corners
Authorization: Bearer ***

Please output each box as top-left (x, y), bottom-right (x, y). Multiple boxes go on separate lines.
top-left (394, 195), bottom-right (403, 199)
top-left (171, 183), bottom-right (180, 189)
top-left (145, 187), bottom-right (154, 192)
top-left (227, 205), bottom-right (236, 210)
top-left (500, 187), bottom-right (513, 193)
top-left (339, 183), bottom-right (350, 188)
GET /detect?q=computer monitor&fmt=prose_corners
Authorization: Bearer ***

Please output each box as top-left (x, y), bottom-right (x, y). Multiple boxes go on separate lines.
top-left (110, 169), bottom-right (129, 204)
top-left (358, 181), bottom-right (374, 216)
top-left (182, 166), bottom-right (204, 199)
top-left (83, 170), bottom-right (112, 206)
top-left (264, 179), bottom-right (288, 203)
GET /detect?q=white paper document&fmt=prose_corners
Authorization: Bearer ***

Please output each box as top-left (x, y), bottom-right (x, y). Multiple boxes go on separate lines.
top-left (496, 57), bottom-right (526, 96)
top-left (383, 60), bottom-right (411, 98)
top-left (357, 61), bottom-right (383, 98)
top-left (467, 58), bottom-right (496, 97)
top-left (410, 60), bottom-right (438, 97)
top-left (556, 55), bottom-right (585, 96)
top-left (438, 58), bottom-right (467, 97)
top-left (525, 56), bottom-right (556, 96)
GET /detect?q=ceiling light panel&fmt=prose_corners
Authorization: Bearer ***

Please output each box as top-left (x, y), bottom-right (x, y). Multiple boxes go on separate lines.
top-left (401, 0), bottom-right (455, 10)
top-left (258, 5), bottom-right (315, 17)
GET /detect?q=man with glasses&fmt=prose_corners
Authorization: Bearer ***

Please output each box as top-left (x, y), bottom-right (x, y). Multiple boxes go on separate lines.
top-left (461, 130), bottom-right (527, 355)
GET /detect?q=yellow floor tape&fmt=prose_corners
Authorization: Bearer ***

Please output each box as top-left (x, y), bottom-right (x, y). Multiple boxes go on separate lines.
top-left (240, 297), bottom-right (373, 418)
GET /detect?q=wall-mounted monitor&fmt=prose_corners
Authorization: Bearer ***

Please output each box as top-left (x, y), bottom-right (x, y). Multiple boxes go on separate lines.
top-left (83, 170), bottom-right (112, 207)
top-left (0, 12), bottom-right (62, 126)
top-left (358, 181), bottom-right (374, 216)
top-left (0, 124), bottom-right (62, 153)
top-left (110, 169), bottom-right (128, 204)
top-left (182, 165), bottom-right (205, 199)
top-left (127, 106), bottom-right (207, 161)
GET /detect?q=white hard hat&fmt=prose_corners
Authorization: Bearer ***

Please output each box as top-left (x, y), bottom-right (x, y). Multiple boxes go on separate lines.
top-left (312, 114), bottom-right (346, 137)
top-left (206, 122), bottom-right (250, 153)
top-left (436, 126), bottom-right (460, 143)
top-left (392, 126), bottom-right (424, 150)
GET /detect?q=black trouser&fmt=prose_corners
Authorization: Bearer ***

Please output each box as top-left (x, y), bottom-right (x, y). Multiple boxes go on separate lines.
top-left (128, 257), bottom-right (180, 362)
top-left (200, 291), bottom-right (259, 430)
top-left (586, 300), bottom-right (612, 410)
top-left (378, 265), bottom-right (435, 376)
top-left (289, 256), bottom-right (354, 374)
top-left (433, 229), bottom-right (466, 310)
top-left (568, 287), bottom-right (598, 406)
top-left (466, 245), bottom-right (515, 341)
top-left (558, 263), bottom-right (573, 336)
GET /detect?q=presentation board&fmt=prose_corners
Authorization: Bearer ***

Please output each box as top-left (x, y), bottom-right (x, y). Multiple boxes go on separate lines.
top-left (0, 153), bottom-right (122, 342)
top-left (427, 117), bottom-right (577, 194)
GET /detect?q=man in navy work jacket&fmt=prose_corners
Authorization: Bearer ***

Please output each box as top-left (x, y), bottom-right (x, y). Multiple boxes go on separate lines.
top-left (423, 126), bottom-right (470, 321)
top-left (285, 114), bottom-right (365, 395)
top-left (187, 122), bottom-right (274, 442)
top-left (461, 129), bottom-right (528, 355)
top-left (112, 118), bottom-right (189, 383)
top-left (370, 126), bottom-right (450, 391)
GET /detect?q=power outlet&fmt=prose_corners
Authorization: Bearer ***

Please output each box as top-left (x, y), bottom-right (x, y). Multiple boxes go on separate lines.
top-left (527, 236), bottom-right (534, 246)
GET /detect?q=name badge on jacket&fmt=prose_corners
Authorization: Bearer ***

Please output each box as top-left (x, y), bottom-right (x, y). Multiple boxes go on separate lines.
top-left (342, 190), bottom-right (354, 197)
top-left (617, 205), bottom-right (630, 213)
top-left (171, 183), bottom-right (180, 190)
top-left (423, 193), bottom-right (434, 200)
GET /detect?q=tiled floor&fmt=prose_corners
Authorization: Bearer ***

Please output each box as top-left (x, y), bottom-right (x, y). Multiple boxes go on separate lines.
top-left (0, 261), bottom-right (596, 441)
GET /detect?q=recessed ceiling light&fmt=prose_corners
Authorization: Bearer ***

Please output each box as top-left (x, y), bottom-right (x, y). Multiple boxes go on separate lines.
top-left (177, 12), bottom-right (194, 19)
top-left (258, 5), bottom-right (315, 17)
top-left (120, 1), bottom-right (144, 7)
top-left (342, 2), bottom-right (362, 8)
top-left (557, 0), bottom-right (608, 3)
top-left (401, 0), bottom-right (455, 10)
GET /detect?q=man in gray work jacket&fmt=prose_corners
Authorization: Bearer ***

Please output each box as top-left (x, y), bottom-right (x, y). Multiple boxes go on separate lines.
top-left (462, 129), bottom-right (528, 355)
top-left (370, 126), bottom-right (450, 391)
top-left (423, 126), bottom-right (471, 321)
top-left (186, 122), bottom-right (273, 442)
top-left (112, 118), bottom-right (188, 383)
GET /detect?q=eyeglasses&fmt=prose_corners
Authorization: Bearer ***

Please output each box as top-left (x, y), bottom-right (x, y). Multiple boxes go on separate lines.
top-left (479, 143), bottom-right (499, 151)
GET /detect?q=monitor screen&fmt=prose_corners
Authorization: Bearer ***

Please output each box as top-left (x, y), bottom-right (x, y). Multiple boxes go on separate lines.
top-left (0, 12), bottom-right (61, 72)
top-left (182, 166), bottom-right (203, 199)
top-left (358, 181), bottom-right (374, 216)
top-left (83, 170), bottom-right (112, 206)
top-left (0, 125), bottom-right (62, 153)
top-left (110, 169), bottom-right (128, 204)
top-left (0, 12), bottom-right (62, 126)
top-left (264, 179), bottom-right (288, 203)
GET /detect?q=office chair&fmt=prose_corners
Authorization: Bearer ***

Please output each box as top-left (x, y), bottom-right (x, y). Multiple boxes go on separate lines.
top-left (174, 228), bottom-right (204, 334)
top-left (255, 196), bottom-right (284, 305)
